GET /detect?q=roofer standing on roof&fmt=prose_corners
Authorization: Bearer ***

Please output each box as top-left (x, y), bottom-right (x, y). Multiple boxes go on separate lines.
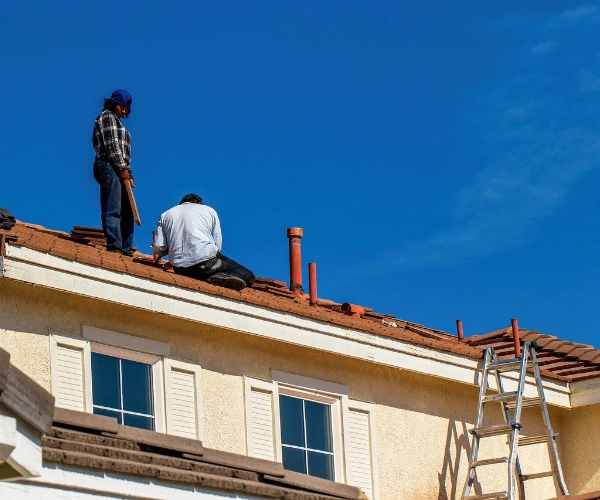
top-left (152, 194), bottom-right (255, 291)
top-left (93, 89), bottom-right (135, 256)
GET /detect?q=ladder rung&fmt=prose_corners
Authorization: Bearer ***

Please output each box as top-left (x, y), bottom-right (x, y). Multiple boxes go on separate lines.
top-left (521, 471), bottom-right (556, 481)
top-left (482, 392), bottom-right (517, 404)
top-left (470, 457), bottom-right (509, 468)
top-left (487, 358), bottom-right (531, 372)
top-left (505, 397), bottom-right (541, 409)
top-left (463, 492), bottom-right (509, 500)
top-left (472, 423), bottom-right (516, 437)
top-left (519, 434), bottom-right (554, 446)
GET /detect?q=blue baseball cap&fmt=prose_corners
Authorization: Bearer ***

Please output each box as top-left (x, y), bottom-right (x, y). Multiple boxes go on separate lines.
top-left (106, 89), bottom-right (132, 109)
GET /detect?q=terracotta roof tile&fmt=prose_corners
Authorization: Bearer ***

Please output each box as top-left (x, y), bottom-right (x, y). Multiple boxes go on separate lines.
top-left (579, 351), bottom-right (600, 362)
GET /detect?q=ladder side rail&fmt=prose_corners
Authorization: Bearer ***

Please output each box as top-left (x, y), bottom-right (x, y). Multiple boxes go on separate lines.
top-left (462, 348), bottom-right (493, 499)
top-left (492, 349), bottom-right (525, 500)
top-left (507, 343), bottom-right (530, 500)
top-left (529, 346), bottom-right (569, 496)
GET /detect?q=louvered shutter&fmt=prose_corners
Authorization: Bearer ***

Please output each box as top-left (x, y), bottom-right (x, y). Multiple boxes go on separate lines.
top-left (49, 335), bottom-right (92, 412)
top-left (343, 399), bottom-right (379, 499)
top-left (244, 377), bottom-right (281, 461)
top-left (164, 359), bottom-right (203, 440)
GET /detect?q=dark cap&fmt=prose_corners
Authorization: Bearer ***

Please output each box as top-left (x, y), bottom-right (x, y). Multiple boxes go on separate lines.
top-left (106, 89), bottom-right (132, 109)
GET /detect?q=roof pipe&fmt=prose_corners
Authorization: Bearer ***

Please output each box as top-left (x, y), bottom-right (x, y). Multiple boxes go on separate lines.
top-left (511, 318), bottom-right (521, 358)
top-left (308, 262), bottom-right (317, 306)
top-left (287, 228), bottom-right (304, 298)
top-left (456, 319), bottom-right (465, 342)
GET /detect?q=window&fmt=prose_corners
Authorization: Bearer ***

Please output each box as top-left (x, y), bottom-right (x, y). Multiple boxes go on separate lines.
top-left (91, 352), bottom-right (155, 430)
top-left (244, 373), bottom-right (379, 499)
top-left (50, 328), bottom-right (203, 440)
top-left (279, 394), bottom-right (334, 480)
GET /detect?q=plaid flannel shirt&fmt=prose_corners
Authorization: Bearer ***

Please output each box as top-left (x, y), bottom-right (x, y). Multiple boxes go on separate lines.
top-left (92, 110), bottom-right (131, 171)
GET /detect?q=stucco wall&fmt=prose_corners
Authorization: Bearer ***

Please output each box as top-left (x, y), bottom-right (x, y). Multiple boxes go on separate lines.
top-left (559, 404), bottom-right (600, 495)
top-left (0, 278), bottom-right (590, 499)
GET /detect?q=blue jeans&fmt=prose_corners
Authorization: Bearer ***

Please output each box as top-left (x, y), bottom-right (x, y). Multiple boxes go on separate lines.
top-left (93, 160), bottom-right (134, 254)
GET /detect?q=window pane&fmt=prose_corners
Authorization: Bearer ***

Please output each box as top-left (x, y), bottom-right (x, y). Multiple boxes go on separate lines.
top-left (93, 406), bottom-right (122, 424)
top-left (124, 413), bottom-right (154, 431)
top-left (308, 451), bottom-right (334, 481)
top-left (282, 446), bottom-right (307, 475)
top-left (304, 400), bottom-right (332, 452)
top-left (91, 353), bottom-right (120, 409)
top-left (121, 359), bottom-right (153, 415)
top-left (279, 395), bottom-right (305, 447)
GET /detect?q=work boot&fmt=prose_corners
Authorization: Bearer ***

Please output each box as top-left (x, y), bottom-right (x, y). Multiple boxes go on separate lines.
top-left (208, 273), bottom-right (246, 291)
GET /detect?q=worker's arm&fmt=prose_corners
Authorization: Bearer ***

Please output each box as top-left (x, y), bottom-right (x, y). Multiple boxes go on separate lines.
top-left (213, 212), bottom-right (223, 252)
top-left (151, 219), bottom-right (169, 256)
top-left (99, 112), bottom-right (130, 172)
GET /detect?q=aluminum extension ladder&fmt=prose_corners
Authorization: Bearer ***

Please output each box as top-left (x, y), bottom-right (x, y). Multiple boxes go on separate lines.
top-left (461, 341), bottom-right (569, 500)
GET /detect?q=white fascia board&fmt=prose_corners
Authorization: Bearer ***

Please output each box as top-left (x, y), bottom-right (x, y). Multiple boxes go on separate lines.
top-left (23, 463), bottom-right (267, 499)
top-left (2, 245), bottom-right (572, 407)
top-left (569, 377), bottom-right (600, 407)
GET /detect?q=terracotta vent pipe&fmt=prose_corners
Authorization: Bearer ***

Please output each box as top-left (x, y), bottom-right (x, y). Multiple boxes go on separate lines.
top-left (341, 303), bottom-right (365, 318)
top-left (456, 319), bottom-right (465, 342)
top-left (287, 228), bottom-right (304, 297)
top-left (511, 318), bottom-right (521, 357)
top-left (308, 262), bottom-right (317, 305)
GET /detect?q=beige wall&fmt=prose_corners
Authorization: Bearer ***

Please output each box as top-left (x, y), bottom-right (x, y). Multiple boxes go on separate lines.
top-left (0, 278), bottom-right (596, 499)
top-left (559, 404), bottom-right (600, 495)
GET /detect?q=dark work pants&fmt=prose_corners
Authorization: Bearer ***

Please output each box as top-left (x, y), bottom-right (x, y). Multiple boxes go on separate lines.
top-left (93, 160), bottom-right (134, 254)
top-left (173, 252), bottom-right (255, 287)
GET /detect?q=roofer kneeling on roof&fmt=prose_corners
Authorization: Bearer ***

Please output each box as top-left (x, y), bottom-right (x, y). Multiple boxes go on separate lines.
top-left (151, 194), bottom-right (255, 291)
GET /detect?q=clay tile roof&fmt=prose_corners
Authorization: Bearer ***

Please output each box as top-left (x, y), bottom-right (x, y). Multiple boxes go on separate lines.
top-left (0, 222), bottom-right (480, 361)
top-left (2, 221), bottom-right (600, 382)
top-left (464, 328), bottom-right (600, 382)
top-left (46, 408), bottom-right (367, 499)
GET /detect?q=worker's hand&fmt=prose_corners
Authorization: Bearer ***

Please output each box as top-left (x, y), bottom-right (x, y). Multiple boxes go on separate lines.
top-left (118, 169), bottom-right (132, 181)
top-left (119, 169), bottom-right (136, 188)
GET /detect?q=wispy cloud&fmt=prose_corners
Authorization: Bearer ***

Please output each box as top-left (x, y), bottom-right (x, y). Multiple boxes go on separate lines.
top-left (530, 40), bottom-right (558, 55)
top-left (558, 5), bottom-right (599, 21)
top-left (366, 4), bottom-right (600, 271)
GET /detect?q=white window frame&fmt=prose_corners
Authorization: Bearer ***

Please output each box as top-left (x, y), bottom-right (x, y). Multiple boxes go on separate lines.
top-left (277, 384), bottom-right (345, 482)
top-left (90, 343), bottom-right (166, 433)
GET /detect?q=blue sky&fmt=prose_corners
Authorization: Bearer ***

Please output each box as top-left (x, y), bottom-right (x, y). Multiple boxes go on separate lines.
top-left (2, 2), bottom-right (600, 346)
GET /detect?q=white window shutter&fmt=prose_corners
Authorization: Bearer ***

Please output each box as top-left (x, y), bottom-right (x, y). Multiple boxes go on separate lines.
top-left (49, 335), bottom-right (92, 412)
top-left (164, 359), bottom-right (203, 440)
top-left (244, 377), bottom-right (281, 462)
top-left (342, 399), bottom-right (379, 500)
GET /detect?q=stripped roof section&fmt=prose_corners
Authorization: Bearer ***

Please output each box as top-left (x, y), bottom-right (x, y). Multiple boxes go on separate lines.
top-left (2, 222), bottom-right (600, 382)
